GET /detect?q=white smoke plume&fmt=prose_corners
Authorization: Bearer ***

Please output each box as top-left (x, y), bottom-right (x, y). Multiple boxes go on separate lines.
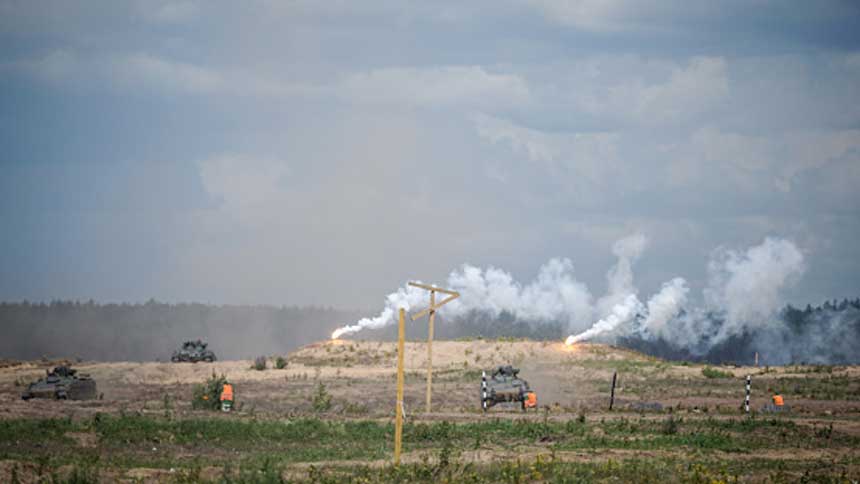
top-left (597, 233), bottom-right (647, 316)
top-left (564, 236), bottom-right (805, 349)
top-left (641, 277), bottom-right (689, 341)
top-left (331, 284), bottom-right (428, 339)
top-left (564, 294), bottom-right (643, 345)
top-left (331, 258), bottom-right (594, 339)
top-left (334, 234), bottom-right (808, 360)
top-left (704, 237), bottom-right (806, 343)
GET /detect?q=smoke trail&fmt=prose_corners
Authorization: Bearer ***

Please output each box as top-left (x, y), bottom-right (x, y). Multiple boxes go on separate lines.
top-left (331, 284), bottom-right (427, 338)
top-left (331, 258), bottom-right (594, 339)
top-left (564, 294), bottom-right (642, 345)
top-left (597, 233), bottom-right (647, 316)
top-left (336, 234), bottom-right (811, 363)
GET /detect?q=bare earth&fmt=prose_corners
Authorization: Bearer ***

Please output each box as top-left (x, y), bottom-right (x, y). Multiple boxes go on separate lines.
top-left (1, 340), bottom-right (859, 481)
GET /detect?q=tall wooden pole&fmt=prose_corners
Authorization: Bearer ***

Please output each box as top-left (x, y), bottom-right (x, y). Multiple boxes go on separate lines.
top-left (394, 308), bottom-right (405, 465)
top-left (426, 290), bottom-right (435, 413)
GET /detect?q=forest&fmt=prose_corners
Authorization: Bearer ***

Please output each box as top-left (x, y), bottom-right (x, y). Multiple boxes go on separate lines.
top-left (0, 300), bottom-right (363, 361)
top-left (1, 298), bottom-right (858, 364)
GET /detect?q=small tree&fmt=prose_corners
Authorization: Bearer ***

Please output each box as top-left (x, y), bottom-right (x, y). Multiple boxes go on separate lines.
top-left (192, 372), bottom-right (228, 411)
top-left (661, 415), bottom-right (679, 435)
top-left (312, 381), bottom-right (332, 413)
top-left (253, 356), bottom-right (267, 371)
top-left (275, 356), bottom-right (288, 369)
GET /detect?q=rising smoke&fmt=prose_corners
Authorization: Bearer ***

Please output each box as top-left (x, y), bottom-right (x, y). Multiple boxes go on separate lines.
top-left (332, 257), bottom-right (594, 338)
top-left (332, 234), bottom-right (852, 364)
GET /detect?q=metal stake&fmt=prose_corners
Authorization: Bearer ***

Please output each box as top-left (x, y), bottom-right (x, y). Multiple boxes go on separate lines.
top-left (609, 371), bottom-right (617, 411)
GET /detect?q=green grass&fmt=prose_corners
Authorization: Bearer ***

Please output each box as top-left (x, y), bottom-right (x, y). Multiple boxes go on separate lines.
top-left (701, 367), bottom-right (734, 379)
top-left (8, 453), bottom-right (859, 483)
top-left (5, 414), bottom-right (855, 455)
top-left (766, 375), bottom-right (860, 400)
top-left (2, 414), bottom-right (859, 481)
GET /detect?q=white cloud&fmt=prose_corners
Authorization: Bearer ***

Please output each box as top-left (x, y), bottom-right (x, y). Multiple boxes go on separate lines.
top-left (522, 0), bottom-right (722, 33)
top-left (473, 113), bottom-right (617, 165)
top-left (472, 113), bottom-right (620, 197)
top-left (109, 54), bottom-right (224, 93)
top-left (574, 56), bottom-right (728, 125)
top-left (341, 66), bottom-right (531, 110)
top-left (2, 50), bottom-right (81, 83)
top-left (197, 155), bottom-right (290, 209)
top-left (524, 0), bottom-right (642, 32)
top-left (141, 1), bottom-right (200, 24)
top-left (665, 127), bottom-right (860, 193)
top-left (473, 113), bottom-right (559, 162)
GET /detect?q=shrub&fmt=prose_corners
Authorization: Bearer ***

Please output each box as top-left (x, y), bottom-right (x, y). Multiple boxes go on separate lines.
top-left (253, 356), bottom-right (267, 371)
top-left (312, 382), bottom-right (332, 413)
top-left (702, 367), bottom-right (733, 379)
top-left (192, 372), bottom-right (228, 411)
top-left (661, 416), bottom-right (678, 435)
top-left (275, 356), bottom-right (288, 369)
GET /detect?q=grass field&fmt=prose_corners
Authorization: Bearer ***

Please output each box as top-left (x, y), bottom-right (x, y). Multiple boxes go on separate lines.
top-left (1, 340), bottom-right (859, 482)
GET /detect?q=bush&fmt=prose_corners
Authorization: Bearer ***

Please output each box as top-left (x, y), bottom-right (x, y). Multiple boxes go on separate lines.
top-left (702, 367), bottom-right (733, 379)
top-left (275, 356), bottom-right (288, 369)
top-left (192, 372), bottom-right (228, 411)
top-left (312, 382), bottom-right (332, 413)
top-left (661, 416), bottom-right (678, 435)
top-left (253, 356), bottom-right (267, 371)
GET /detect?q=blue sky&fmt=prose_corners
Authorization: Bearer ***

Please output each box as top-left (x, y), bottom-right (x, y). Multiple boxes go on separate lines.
top-left (1, 0), bottom-right (859, 308)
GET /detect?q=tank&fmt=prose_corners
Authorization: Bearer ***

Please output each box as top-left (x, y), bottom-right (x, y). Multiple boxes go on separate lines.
top-left (171, 340), bottom-right (216, 363)
top-left (481, 365), bottom-right (537, 411)
top-left (21, 366), bottom-right (97, 401)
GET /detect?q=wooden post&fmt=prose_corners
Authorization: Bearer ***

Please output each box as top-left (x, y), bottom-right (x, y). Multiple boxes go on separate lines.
top-left (394, 308), bottom-right (405, 465)
top-left (609, 371), bottom-right (617, 411)
top-left (407, 282), bottom-right (459, 415)
top-left (426, 290), bottom-right (435, 413)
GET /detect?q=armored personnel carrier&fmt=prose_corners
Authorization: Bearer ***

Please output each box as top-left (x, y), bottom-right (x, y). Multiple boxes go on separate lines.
top-left (21, 366), bottom-right (97, 401)
top-left (481, 365), bottom-right (537, 411)
top-left (171, 340), bottom-right (216, 363)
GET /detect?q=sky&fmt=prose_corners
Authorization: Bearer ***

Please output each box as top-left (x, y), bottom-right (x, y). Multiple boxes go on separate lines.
top-left (1, 0), bottom-right (859, 310)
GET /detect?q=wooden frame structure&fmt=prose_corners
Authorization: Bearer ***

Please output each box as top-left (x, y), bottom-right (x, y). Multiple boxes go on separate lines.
top-left (408, 282), bottom-right (460, 414)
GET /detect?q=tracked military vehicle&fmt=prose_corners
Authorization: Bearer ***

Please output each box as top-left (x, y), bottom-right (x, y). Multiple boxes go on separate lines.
top-left (481, 365), bottom-right (537, 411)
top-left (21, 366), bottom-right (97, 401)
top-left (171, 340), bottom-right (216, 363)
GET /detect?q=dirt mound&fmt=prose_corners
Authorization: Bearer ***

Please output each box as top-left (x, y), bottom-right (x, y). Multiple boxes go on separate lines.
top-left (289, 339), bottom-right (655, 370)
top-left (0, 360), bottom-right (22, 369)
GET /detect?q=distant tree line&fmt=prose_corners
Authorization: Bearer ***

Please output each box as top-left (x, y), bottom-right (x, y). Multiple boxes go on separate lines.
top-left (782, 298), bottom-right (860, 330)
top-left (0, 300), bottom-right (364, 361)
top-left (1, 298), bottom-right (857, 364)
top-left (621, 298), bottom-right (860, 365)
